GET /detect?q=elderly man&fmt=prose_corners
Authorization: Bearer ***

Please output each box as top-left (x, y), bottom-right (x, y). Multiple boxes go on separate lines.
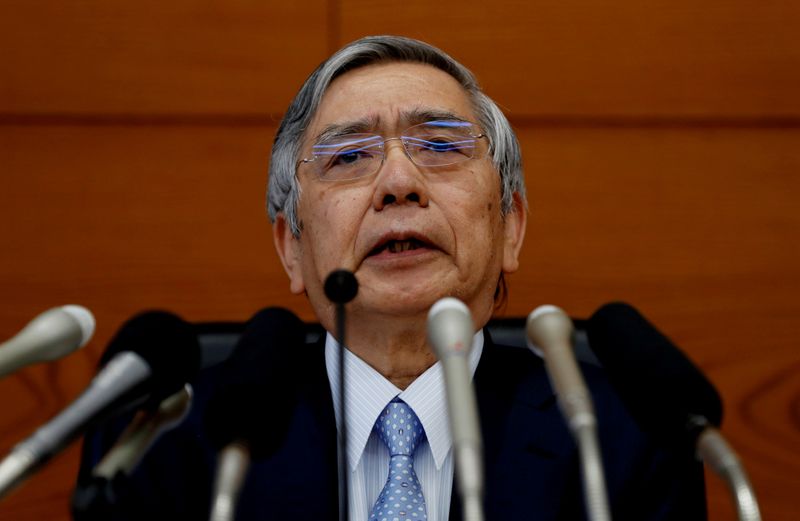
top-left (77, 36), bottom-right (706, 520)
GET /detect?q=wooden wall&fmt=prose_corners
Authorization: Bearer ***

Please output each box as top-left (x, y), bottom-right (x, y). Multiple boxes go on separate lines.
top-left (1, 1), bottom-right (798, 519)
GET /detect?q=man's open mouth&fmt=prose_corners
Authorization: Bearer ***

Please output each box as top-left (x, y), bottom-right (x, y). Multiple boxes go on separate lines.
top-left (370, 238), bottom-right (430, 256)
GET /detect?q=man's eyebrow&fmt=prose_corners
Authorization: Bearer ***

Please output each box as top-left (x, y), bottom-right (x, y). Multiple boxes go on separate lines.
top-left (311, 109), bottom-right (470, 144)
top-left (313, 115), bottom-right (380, 144)
top-left (401, 108), bottom-right (470, 126)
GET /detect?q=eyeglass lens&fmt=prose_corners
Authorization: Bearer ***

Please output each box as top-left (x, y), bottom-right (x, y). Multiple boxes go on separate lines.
top-left (309, 120), bottom-right (483, 181)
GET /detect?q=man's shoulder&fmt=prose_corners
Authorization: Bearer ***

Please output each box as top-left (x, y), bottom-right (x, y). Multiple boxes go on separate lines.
top-left (477, 330), bottom-right (707, 520)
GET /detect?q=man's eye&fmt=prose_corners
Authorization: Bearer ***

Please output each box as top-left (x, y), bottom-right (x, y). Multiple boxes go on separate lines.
top-left (425, 138), bottom-right (457, 152)
top-left (417, 136), bottom-right (474, 155)
top-left (330, 148), bottom-right (371, 167)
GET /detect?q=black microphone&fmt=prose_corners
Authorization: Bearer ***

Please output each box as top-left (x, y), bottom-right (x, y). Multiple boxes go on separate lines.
top-left (0, 311), bottom-right (201, 499)
top-left (586, 302), bottom-right (722, 449)
top-left (586, 302), bottom-right (761, 521)
top-left (324, 269), bottom-right (358, 305)
top-left (324, 269), bottom-right (358, 521)
top-left (204, 307), bottom-right (305, 521)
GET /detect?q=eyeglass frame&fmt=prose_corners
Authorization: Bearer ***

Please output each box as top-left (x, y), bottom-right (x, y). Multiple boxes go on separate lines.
top-left (295, 120), bottom-right (490, 182)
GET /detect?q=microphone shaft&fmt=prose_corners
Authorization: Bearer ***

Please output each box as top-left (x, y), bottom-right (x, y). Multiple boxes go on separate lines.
top-left (209, 443), bottom-right (250, 521)
top-left (0, 446), bottom-right (36, 499)
top-left (335, 302), bottom-right (349, 521)
top-left (440, 355), bottom-right (483, 521)
top-left (0, 353), bottom-right (150, 498)
top-left (527, 307), bottom-right (611, 521)
top-left (541, 343), bottom-right (595, 431)
top-left (697, 427), bottom-right (761, 521)
top-left (575, 424), bottom-right (611, 521)
top-left (547, 352), bottom-right (610, 521)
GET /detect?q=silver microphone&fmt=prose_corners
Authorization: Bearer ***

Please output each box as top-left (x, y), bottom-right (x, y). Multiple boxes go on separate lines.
top-left (427, 297), bottom-right (484, 521)
top-left (0, 305), bottom-right (95, 379)
top-left (92, 384), bottom-right (193, 479)
top-left (209, 442), bottom-right (251, 521)
top-left (526, 305), bottom-right (611, 521)
top-left (0, 311), bottom-right (199, 500)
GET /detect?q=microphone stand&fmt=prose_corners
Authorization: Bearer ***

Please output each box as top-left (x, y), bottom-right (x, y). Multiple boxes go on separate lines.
top-left (324, 270), bottom-right (358, 521)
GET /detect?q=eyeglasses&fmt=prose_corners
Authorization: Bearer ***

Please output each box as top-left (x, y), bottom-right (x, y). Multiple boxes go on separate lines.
top-left (297, 120), bottom-right (489, 182)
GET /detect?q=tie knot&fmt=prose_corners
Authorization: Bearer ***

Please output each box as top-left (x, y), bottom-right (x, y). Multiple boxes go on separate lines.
top-left (374, 399), bottom-right (425, 456)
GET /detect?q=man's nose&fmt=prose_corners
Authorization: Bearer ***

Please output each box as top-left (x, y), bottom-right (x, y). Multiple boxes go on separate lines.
top-left (372, 140), bottom-right (430, 210)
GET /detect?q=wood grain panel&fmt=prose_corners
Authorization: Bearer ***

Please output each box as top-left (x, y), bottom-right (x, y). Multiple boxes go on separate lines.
top-left (0, 1), bottom-right (328, 115)
top-left (0, 124), bottom-right (317, 326)
top-left (1, 124), bottom-right (798, 518)
top-left (339, 0), bottom-right (800, 119)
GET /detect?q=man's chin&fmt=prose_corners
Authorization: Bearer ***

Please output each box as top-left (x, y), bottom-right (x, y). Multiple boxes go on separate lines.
top-left (350, 284), bottom-right (452, 319)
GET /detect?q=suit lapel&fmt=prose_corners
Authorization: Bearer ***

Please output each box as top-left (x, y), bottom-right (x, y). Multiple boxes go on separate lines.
top-left (237, 336), bottom-right (339, 520)
top-left (300, 335), bottom-right (340, 518)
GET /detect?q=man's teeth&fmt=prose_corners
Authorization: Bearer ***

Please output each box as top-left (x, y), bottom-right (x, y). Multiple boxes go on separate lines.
top-left (387, 240), bottom-right (420, 253)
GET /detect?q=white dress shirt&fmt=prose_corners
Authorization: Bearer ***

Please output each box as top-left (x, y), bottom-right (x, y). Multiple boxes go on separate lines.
top-left (325, 331), bottom-right (484, 521)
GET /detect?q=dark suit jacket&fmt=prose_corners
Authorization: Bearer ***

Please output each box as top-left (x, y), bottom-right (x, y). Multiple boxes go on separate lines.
top-left (75, 332), bottom-right (706, 520)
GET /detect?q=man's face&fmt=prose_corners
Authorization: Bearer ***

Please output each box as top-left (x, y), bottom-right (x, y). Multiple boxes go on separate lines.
top-left (274, 61), bottom-right (525, 328)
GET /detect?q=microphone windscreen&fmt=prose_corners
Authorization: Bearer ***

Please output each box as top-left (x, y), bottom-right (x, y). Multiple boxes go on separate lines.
top-left (204, 307), bottom-right (305, 459)
top-left (586, 302), bottom-right (723, 449)
top-left (324, 269), bottom-right (358, 304)
top-left (100, 311), bottom-right (201, 406)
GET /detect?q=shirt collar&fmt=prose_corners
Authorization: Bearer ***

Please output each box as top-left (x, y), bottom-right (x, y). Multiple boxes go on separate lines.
top-left (325, 330), bottom-right (484, 471)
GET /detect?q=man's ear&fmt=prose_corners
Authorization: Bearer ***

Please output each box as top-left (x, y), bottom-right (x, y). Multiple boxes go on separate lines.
top-left (502, 192), bottom-right (527, 274)
top-left (273, 214), bottom-right (306, 295)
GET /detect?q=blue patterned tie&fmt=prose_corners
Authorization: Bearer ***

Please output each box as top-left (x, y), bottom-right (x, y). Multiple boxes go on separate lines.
top-left (369, 399), bottom-right (428, 521)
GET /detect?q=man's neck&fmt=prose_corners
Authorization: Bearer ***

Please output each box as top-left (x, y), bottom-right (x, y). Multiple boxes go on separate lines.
top-left (342, 315), bottom-right (437, 390)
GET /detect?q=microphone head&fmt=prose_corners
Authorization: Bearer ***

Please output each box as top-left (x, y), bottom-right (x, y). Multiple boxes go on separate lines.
top-left (525, 305), bottom-right (573, 355)
top-left (205, 307), bottom-right (305, 459)
top-left (100, 311), bottom-right (201, 406)
top-left (427, 297), bottom-right (474, 359)
top-left (586, 302), bottom-right (723, 449)
top-left (60, 305), bottom-right (96, 348)
top-left (324, 269), bottom-right (359, 304)
top-left (1, 305), bottom-right (96, 372)
top-left (153, 384), bottom-right (194, 430)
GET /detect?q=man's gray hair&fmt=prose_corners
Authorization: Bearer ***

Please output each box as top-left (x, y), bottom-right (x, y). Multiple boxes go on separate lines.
top-left (267, 35), bottom-right (525, 235)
